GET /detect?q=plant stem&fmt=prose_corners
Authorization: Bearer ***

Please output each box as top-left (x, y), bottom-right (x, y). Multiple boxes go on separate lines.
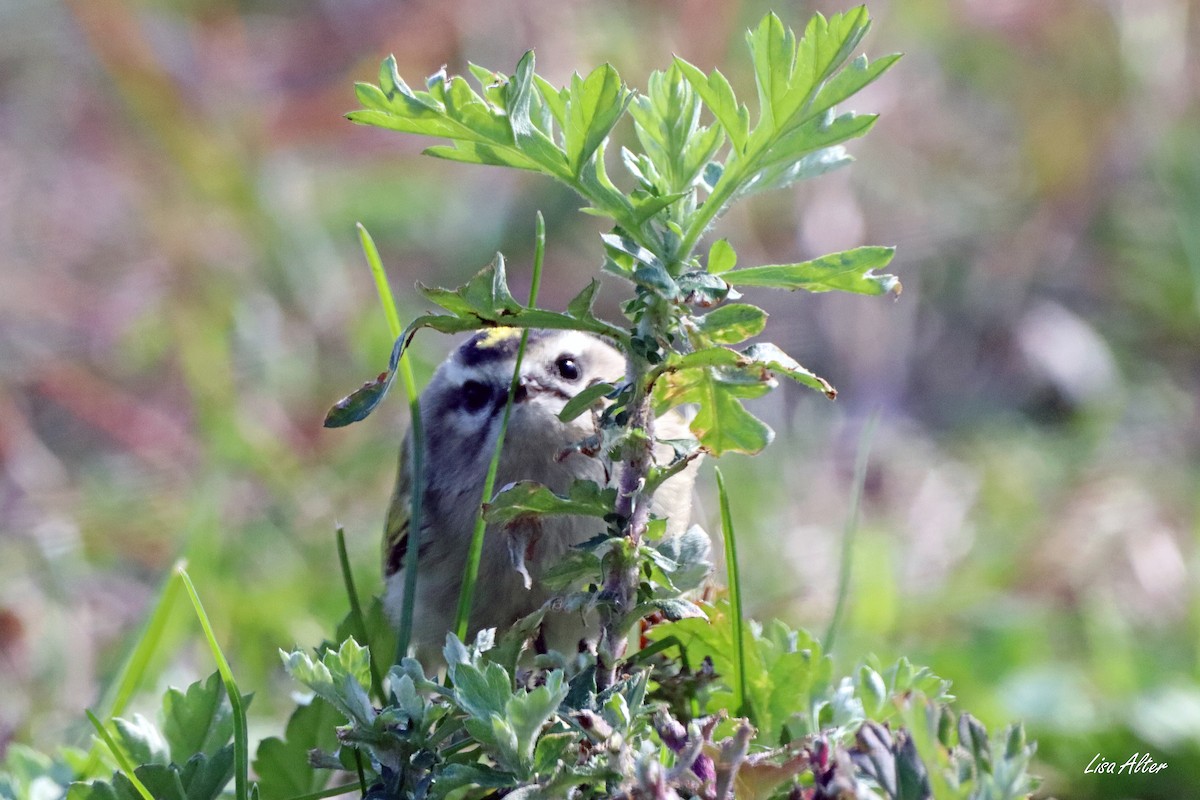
top-left (597, 352), bottom-right (656, 690)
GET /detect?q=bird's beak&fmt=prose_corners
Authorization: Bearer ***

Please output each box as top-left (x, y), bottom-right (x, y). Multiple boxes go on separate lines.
top-left (513, 376), bottom-right (537, 403)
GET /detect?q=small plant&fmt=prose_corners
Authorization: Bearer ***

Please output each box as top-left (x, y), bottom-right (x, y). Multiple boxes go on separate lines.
top-left (0, 7), bottom-right (1041, 800)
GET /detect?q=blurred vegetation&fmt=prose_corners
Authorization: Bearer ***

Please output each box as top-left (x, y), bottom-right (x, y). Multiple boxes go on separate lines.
top-left (1, 0), bottom-right (1197, 798)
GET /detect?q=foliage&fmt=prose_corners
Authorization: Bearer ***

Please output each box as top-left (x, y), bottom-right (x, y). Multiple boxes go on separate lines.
top-left (65, 673), bottom-right (246, 800)
top-left (269, 617), bottom-right (1035, 800)
top-left (0, 7), bottom-right (1047, 800)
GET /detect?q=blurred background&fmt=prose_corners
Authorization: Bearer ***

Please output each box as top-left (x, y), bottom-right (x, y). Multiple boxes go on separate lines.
top-left (1, 0), bottom-right (1198, 797)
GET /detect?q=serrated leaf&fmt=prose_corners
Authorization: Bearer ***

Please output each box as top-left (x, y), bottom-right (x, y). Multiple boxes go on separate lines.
top-left (653, 524), bottom-right (714, 592)
top-left (646, 602), bottom-right (828, 744)
top-left (539, 548), bottom-right (603, 592)
top-left (725, 246), bottom-right (900, 296)
top-left (769, 109), bottom-right (879, 165)
top-left (484, 480), bottom-right (616, 525)
top-left (161, 673), bottom-right (232, 763)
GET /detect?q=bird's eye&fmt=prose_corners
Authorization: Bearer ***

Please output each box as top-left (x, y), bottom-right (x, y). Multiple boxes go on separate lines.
top-left (554, 355), bottom-right (581, 381)
top-left (460, 380), bottom-right (492, 412)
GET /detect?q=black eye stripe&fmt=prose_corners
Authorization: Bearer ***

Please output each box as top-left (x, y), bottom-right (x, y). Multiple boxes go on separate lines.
top-left (459, 380), bottom-right (493, 413)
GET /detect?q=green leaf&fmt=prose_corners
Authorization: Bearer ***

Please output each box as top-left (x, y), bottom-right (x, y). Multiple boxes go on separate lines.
top-left (653, 524), bottom-right (714, 593)
top-left (539, 548), bottom-right (603, 592)
top-left (176, 747), bottom-right (235, 800)
top-left (323, 364), bottom-right (395, 428)
top-left (746, 12), bottom-right (797, 134)
top-left (566, 64), bottom-right (628, 174)
top-left (602, 234), bottom-right (680, 299)
top-left (252, 698), bottom-right (340, 800)
top-left (121, 765), bottom-right (186, 800)
top-left (691, 303), bottom-right (766, 345)
top-left (161, 673), bottom-right (233, 763)
top-left (565, 278), bottom-right (601, 319)
top-left (677, 270), bottom-right (730, 307)
top-left (452, 659), bottom-right (515, 723)
top-left (809, 52), bottom-right (901, 122)
top-left (674, 60), bottom-right (750, 154)
top-left (557, 381), bottom-right (617, 422)
top-left (507, 671), bottom-right (569, 774)
top-left (747, 144), bottom-right (853, 195)
top-left (632, 597), bottom-right (705, 622)
top-left (725, 246), bottom-right (900, 296)
top-left (279, 639), bottom-right (375, 726)
top-left (707, 239), bottom-right (737, 273)
top-left (742, 342), bottom-right (836, 398)
top-left (647, 603), bottom-right (831, 746)
top-left (484, 480), bottom-right (617, 525)
top-left (431, 764), bottom-right (517, 798)
top-left (109, 716), bottom-right (168, 769)
top-left (532, 731), bottom-right (576, 774)
top-left (655, 365), bottom-right (774, 456)
top-left (423, 141), bottom-right (544, 171)
top-left (506, 51), bottom-right (570, 177)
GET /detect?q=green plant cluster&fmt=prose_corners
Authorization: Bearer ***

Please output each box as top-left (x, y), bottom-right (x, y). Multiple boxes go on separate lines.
top-left (0, 7), bottom-right (1043, 800)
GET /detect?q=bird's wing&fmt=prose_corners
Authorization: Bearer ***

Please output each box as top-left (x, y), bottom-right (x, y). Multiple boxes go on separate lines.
top-left (383, 434), bottom-right (412, 577)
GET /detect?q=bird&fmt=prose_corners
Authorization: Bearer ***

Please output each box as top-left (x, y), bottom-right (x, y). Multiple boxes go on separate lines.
top-left (382, 327), bottom-right (698, 659)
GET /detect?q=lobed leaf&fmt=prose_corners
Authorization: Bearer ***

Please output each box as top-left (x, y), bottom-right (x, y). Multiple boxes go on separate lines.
top-left (161, 673), bottom-right (234, 763)
top-left (279, 639), bottom-right (375, 726)
top-left (484, 480), bottom-right (617, 525)
top-left (725, 246), bottom-right (900, 296)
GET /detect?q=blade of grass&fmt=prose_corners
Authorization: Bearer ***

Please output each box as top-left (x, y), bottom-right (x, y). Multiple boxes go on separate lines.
top-left (823, 411), bottom-right (879, 654)
top-left (359, 222), bottom-right (403, 340)
top-left (82, 564), bottom-right (185, 776)
top-left (336, 526), bottom-right (385, 705)
top-left (714, 467), bottom-right (748, 719)
top-left (177, 566), bottom-right (249, 800)
top-left (84, 709), bottom-right (155, 800)
top-left (454, 212), bottom-right (547, 641)
top-left (356, 223), bottom-right (425, 666)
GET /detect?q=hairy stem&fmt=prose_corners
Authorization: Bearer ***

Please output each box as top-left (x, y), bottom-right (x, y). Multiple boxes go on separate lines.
top-left (597, 349), bottom-right (657, 690)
